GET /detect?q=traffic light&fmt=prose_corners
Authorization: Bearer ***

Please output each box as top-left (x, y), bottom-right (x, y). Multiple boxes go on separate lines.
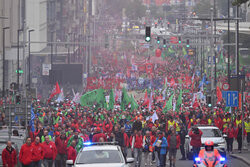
top-left (145, 26), bottom-right (151, 42)
top-left (186, 39), bottom-right (190, 47)
top-left (178, 37), bottom-right (181, 44)
top-left (16, 95), bottom-right (21, 104)
top-left (207, 95), bottom-right (212, 107)
top-left (157, 37), bottom-right (160, 44)
top-left (163, 39), bottom-right (166, 48)
top-left (167, 22), bottom-right (170, 29)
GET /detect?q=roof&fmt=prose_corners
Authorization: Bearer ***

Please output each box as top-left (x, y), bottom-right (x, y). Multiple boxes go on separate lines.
top-left (198, 126), bottom-right (219, 130)
top-left (82, 145), bottom-right (119, 151)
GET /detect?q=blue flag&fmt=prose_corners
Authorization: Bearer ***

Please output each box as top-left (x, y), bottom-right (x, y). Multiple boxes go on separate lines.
top-left (29, 105), bottom-right (35, 132)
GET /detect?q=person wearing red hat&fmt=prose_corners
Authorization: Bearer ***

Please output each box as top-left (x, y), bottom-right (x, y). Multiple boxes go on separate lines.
top-left (92, 127), bottom-right (107, 142)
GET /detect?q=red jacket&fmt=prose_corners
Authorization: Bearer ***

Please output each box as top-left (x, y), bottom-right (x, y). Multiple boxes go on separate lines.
top-left (123, 132), bottom-right (130, 147)
top-left (131, 135), bottom-right (143, 149)
top-left (31, 142), bottom-right (44, 161)
top-left (55, 136), bottom-right (67, 154)
top-left (67, 146), bottom-right (77, 163)
top-left (92, 133), bottom-right (107, 142)
top-left (214, 118), bottom-right (223, 130)
top-left (2, 147), bottom-right (17, 167)
top-left (189, 129), bottom-right (203, 147)
top-left (223, 127), bottom-right (235, 139)
top-left (103, 121), bottom-right (113, 134)
top-left (19, 143), bottom-right (33, 165)
top-left (42, 141), bottom-right (57, 160)
top-left (167, 134), bottom-right (181, 149)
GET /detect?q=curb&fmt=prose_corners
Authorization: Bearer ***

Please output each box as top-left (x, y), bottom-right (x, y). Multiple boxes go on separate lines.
top-left (230, 154), bottom-right (250, 166)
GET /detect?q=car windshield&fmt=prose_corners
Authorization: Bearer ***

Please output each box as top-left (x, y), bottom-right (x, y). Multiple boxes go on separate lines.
top-left (200, 129), bottom-right (222, 137)
top-left (76, 150), bottom-right (124, 164)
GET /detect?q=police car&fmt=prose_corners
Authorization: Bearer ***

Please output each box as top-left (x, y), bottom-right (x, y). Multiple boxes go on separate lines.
top-left (185, 125), bottom-right (227, 160)
top-left (66, 142), bottom-right (134, 167)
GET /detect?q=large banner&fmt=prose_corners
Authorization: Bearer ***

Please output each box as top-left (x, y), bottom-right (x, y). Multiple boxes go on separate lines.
top-left (126, 78), bottom-right (164, 90)
top-left (86, 77), bottom-right (125, 90)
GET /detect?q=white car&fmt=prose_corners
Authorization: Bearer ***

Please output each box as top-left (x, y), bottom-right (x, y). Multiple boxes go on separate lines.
top-left (185, 125), bottom-right (227, 160)
top-left (66, 142), bottom-right (134, 167)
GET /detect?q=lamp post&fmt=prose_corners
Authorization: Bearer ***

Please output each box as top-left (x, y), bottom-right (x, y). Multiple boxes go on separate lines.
top-left (28, 29), bottom-right (34, 90)
top-left (17, 29), bottom-right (23, 91)
top-left (2, 27), bottom-right (10, 97)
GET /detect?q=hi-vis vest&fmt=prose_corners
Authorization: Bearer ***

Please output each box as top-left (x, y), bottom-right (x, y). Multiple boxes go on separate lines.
top-left (143, 136), bottom-right (153, 152)
top-left (244, 122), bottom-right (250, 133)
top-left (208, 119), bottom-right (212, 125)
top-left (223, 118), bottom-right (230, 128)
top-left (236, 120), bottom-right (242, 127)
top-left (176, 123), bottom-right (180, 132)
top-left (168, 121), bottom-right (175, 130)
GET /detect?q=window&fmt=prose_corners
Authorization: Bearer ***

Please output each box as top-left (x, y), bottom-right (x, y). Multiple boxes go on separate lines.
top-left (200, 129), bottom-right (222, 137)
top-left (76, 150), bottom-right (124, 164)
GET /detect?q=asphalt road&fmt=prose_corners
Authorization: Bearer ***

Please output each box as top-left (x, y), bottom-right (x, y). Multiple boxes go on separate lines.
top-left (128, 149), bottom-right (249, 167)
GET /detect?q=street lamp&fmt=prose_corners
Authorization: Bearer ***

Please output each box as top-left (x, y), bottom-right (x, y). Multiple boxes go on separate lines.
top-left (2, 27), bottom-right (10, 97)
top-left (17, 29), bottom-right (23, 91)
top-left (28, 29), bottom-right (35, 90)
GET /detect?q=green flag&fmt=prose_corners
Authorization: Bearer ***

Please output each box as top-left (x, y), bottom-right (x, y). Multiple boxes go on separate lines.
top-left (108, 89), bottom-right (115, 110)
top-left (80, 90), bottom-right (98, 106)
top-left (121, 88), bottom-right (131, 111)
top-left (163, 94), bottom-right (174, 113)
top-left (96, 89), bottom-right (106, 108)
top-left (130, 94), bottom-right (138, 112)
top-left (176, 89), bottom-right (183, 112)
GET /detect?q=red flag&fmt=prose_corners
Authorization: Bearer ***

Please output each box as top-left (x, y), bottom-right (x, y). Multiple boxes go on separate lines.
top-left (170, 78), bottom-right (175, 86)
top-left (143, 90), bottom-right (149, 106)
top-left (48, 82), bottom-right (61, 102)
top-left (216, 86), bottom-right (222, 104)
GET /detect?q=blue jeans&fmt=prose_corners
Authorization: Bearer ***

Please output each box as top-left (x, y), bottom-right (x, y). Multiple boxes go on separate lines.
top-left (159, 154), bottom-right (166, 167)
top-left (193, 147), bottom-right (200, 162)
top-left (134, 148), bottom-right (142, 167)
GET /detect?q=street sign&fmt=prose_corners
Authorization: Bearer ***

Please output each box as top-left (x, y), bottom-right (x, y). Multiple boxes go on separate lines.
top-left (222, 83), bottom-right (230, 91)
top-left (225, 91), bottom-right (238, 107)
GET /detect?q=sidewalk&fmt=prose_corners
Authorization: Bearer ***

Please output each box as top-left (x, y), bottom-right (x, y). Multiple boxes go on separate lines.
top-left (230, 141), bottom-right (250, 165)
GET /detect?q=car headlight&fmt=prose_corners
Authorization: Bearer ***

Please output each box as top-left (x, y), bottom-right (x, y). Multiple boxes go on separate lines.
top-left (218, 142), bottom-right (226, 147)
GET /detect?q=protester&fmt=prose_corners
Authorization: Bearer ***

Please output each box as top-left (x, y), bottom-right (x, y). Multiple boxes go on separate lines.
top-left (1, 141), bottom-right (17, 167)
top-left (31, 136), bottom-right (44, 167)
top-left (188, 125), bottom-right (203, 161)
top-left (178, 123), bottom-right (187, 160)
top-left (235, 123), bottom-right (246, 153)
top-left (167, 128), bottom-right (180, 167)
top-left (19, 138), bottom-right (33, 167)
top-left (223, 123), bottom-right (235, 154)
top-left (55, 132), bottom-right (67, 167)
top-left (153, 131), bottom-right (168, 167)
top-left (42, 136), bottom-right (57, 167)
top-left (67, 140), bottom-right (77, 164)
top-left (142, 131), bottom-right (154, 166)
top-left (131, 130), bottom-right (143, 167)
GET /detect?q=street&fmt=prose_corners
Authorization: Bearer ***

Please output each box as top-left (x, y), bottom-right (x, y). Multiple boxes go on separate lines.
top-left (129, 149), bottom-right (249, 167)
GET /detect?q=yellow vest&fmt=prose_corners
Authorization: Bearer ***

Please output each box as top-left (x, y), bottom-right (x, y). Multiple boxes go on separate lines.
top-left (176, 123), bottom-right (180, 132)
top-left (236, 120), bottom-right (242, 127)
top-left (168, 120), bottom-right (175, 130)
top-left (208, 119), bottom-right (212, 125)
top-left (244, 122), bottom-right (250, 133)
top-left (223, 118), bottom-right (230, 128)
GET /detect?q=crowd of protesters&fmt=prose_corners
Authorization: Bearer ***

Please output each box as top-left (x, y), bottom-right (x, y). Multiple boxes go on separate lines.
top-left (1, 47), bottom-right (250, 167)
